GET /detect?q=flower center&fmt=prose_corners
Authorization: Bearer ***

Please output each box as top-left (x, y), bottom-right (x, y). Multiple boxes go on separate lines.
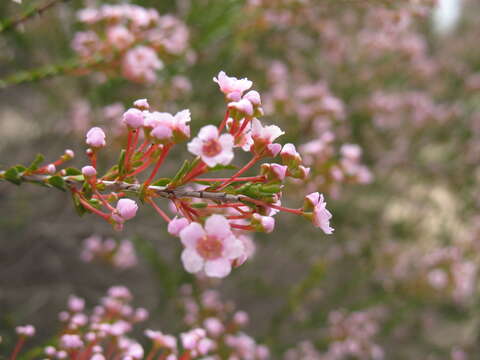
top-left (202, 139), bottom-right (222, 157)
top-left (196, 236), bottom-right (223, 260)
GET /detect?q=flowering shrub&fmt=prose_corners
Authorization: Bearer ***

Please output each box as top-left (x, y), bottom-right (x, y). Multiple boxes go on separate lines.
top-left (0, 72), bottom-right (332, 280)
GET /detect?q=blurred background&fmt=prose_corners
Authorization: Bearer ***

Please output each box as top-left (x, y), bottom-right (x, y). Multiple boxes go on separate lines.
top-left (1, 0), bottom-right (480, 358)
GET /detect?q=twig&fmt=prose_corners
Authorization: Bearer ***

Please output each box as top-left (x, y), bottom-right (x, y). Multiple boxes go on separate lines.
top-left (0, 172), bottom-right (242, 203)
top-left (0, 0), bottom-right (72, 34)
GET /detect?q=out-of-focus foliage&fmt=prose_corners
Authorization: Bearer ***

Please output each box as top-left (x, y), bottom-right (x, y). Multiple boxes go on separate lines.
top-left (1, 0), bottom-right (480, 359)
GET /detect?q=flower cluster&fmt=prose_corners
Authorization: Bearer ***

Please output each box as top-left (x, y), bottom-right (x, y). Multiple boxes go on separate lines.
top-left (80, 234), bottom-right (138, 269)
top-left (178, 285), bottom-right (270, 359)
top-left (0, 71), bottom-right (333, 278)
top-left (72, 4), bottom-right (190, 83)
top-left (7, 285), bottom-right (268, 360)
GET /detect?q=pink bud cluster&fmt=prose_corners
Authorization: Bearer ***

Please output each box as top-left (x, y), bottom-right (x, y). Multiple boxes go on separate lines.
top-left (72, 4), bottom-right (190, 83)
top-left (80, 234), bottom-right (138, 269)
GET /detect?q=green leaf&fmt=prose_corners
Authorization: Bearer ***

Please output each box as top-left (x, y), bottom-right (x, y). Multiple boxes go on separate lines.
top-left (118, 149), bottom-right (126, 176)
top-left (191, 202), bottom-right (208, 209)
top-left (169, 160), bottom-right (191, 185)
top-left (261, 184), bottom-right (282, 193)
top-left (72, 194), bottom-right (86, 216)
top-left (14, 165), bottom-right (26, 172)
top-left (48, 175), bottom-right (66, 191)
top-left (65, 167), bottom-right (82, 176)
top-left (208, 164), bottom-right (237, 171)
top-left (27, 153), bottom-right (45, 171)
top-left (4, 167), bottom-right (21, 185)
top-left (151, 178), bottom-right (171, 187)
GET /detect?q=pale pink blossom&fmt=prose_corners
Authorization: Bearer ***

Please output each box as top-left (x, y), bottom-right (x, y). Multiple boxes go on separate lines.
top-left (252, 214), bottom-right (275, 233)
top-left (113, 199), bottom-right (138, 223)
top-left (106, 26), bottom-right (134, 50)
top-left (251, 119), bottom-right (284, 144)
top-left (213, 71), bottom-right (252, 101)
top-left (243, 90), bottom-right (261, 106)
top-left (229, 98), bottom-right (254, 116)
top-left (305, 192), bottom-right (334, 234)
top-left (82, 166), bottom-right (97, 177)
top-left (122, 46), bottom-right (163, 84)
top-left (168, 217), bottom-right (190, 236)
top-left (188, 125), bottom-right (234, 167)
top-left (122, 108), bottom-right (144, 129)
top-left (179, 215), bottom-right (244, 278)
top-left (145, 329), bottom-right (177, 351)
top-left (16, 325), bottom-right (35, 337)
top-left (86, 127), bottom-right (106, 148)
top-left (46, 164), bottom-right (56, 174)
top-left (60, 334), bottom-right (83, 349)
top-left (133, 98), bottom-right (150, 110)
top-left (68, 295), bottom-right (85, 312)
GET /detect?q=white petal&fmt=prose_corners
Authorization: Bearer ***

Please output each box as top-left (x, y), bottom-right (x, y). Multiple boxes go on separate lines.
top-left (179, 222), bottom-right (205, 248)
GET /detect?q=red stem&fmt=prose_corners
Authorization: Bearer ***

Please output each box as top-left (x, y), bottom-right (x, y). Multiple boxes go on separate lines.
top-left (216, 155), bottom-right (260, 191)
top-left (75, 193), bottom-right (110, 220)
top-left (144, 145), bottom-right (171, 187)
top-left (218, 109), bottom-right (230, 133)
top-left (9, 337), bottom-right (25, 360)
top-left (147, 198), bottom-right (171, 223)
top-left (123, 129), bottom-right (134, 173)
top-left (240, 196), bottom-right (304, 215)
top-left (193, 175), bottom-right (265, 183)
top-left (235, 116), bottom-right (252, 138)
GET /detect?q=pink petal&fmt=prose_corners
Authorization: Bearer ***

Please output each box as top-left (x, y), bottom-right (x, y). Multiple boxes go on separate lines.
top-left (181, 249), bottom-right (204, 273)
top-left (198, 125), bottom-right (218, 141)
top-left (223, 236), bottom-right (245, 259)
top-left (179, 222), bottom-right (205, 248)
top-left (205, 215), bottom-right (231, 239)
top-left (204, 258), bottom-right (232, 278)
top-left (187, 137), bottom-right (203, 156)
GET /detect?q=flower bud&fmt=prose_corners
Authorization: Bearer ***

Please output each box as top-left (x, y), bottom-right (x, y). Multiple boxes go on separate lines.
top-left (252, 214), bottom-right (275, 233)
top-left (122, 108), bottom-right (144, 129)
top-left (243, 90), bottom-right (261, 106)
top-left (82, 166), bottom-right (97, 177)
top-left (46, 164), bottom-right (56, 174)
top-left (168, 217), bottom-right (189, 236)
top-left (86, 127), bottom-right (106, 148)
top-left (134, 98), bottom-right (150, 110)
top-left (116, 199), bottom-right (138, 221)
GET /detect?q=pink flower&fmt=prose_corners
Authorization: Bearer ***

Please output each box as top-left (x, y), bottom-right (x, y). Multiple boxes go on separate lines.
top-left (86, 127), bottom-right (106, 148)
top-left (179, 215), bottom-right (244, 278)
top-left (251, 119), bottom-right (284, 144)
top-left (145, 110), bottom-right (191, 142)
top-left (68, 295), bottom-right (85, 312)
top-left (114, 199), bottom-right (138, 223)
top-left (281, 143), bottom-right (301, 163)
top-left (270, 164), bottom-right (287, 180)
top-left (122, 108), bottom-right (144, 129)
top-left (213, 71), bottom-right (252, 101)
top-left (252, 214), bottom-right (275, 233)
top-left (82, 165), bottom-right (97, 177)
top-left (168, 217), bottom-right (189, 236)
top-left (16, 325), bottom-right (35, 337)
top-left (46, 164), bottom-right (56, 174)
top-left (305, 192), bottom-right (334, 234)
top-left (243, 90), bottom-right (261, 106)
top-left (60, 334), bottom-right (83, 349)
top-left (122, 46), bottom-right (163, 83)
top-left (229, 98), bottom-right (254, 116)
top-left (106, 25), bottom-right (134, 50)
top-left (187, 125), bottom-right (234, 167)
top-left (145, 329), bottom-right (177, 351)
top-left (133, 98), bottom-right (150, 110)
